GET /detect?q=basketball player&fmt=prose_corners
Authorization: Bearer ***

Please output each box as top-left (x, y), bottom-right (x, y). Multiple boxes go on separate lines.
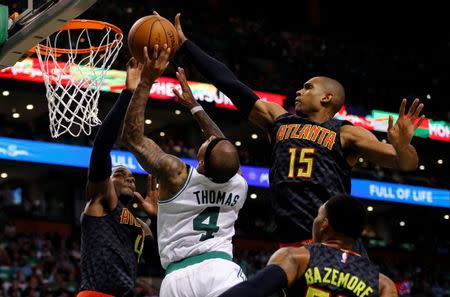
top-left (78, 58), bottom-right (159, 297)
top-left (174, 13), bottom-right (424, 246)
top-left (219, 196), bottom-right (398, 297)
top-left (122, 45), bottom-right (247, 297)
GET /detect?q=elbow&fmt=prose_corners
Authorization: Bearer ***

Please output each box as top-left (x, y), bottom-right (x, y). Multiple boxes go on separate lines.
top-left (399, 163), bottom-right (418, 172)
top-left (395, 144), bottom-right (419, 172)
top-left (397, 157), bottom-right (418, 172)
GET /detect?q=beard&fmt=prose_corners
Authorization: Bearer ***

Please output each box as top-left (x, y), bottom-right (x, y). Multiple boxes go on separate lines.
top-left (296, 109), bottom-right (308, 117)
top-left (118, 192), bottom-right (134, 206)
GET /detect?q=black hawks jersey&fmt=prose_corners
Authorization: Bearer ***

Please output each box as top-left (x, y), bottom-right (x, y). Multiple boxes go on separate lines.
top-left (270, 113), bottom-right (352, 243)
top-left (80, 201), bottom-right (145, 296)
top-left (287, 243), bottom-right (379, 297)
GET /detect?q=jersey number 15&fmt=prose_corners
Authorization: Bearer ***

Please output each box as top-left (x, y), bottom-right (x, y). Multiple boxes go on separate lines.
top-left (288, 148), bottom-right (316, 178)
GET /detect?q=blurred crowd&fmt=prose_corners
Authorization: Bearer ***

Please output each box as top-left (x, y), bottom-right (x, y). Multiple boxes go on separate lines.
top-left (8, 0), bottom-right (448, 121)
top-left (1, 225), bottom-right (448, 297)
top-left (1, 1), bottom-right (448, 296)
top-left (0, 225), bottom-right (161, 297)
top-left (4, 0), bottom-right (448, 188)
top-left (78, 0), bottom-right (447, 120)
top-left (0, 228), bottom-right (80, 297)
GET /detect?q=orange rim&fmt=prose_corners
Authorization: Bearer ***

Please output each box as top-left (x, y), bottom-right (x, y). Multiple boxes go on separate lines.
top-left (34, 19), bottom-right (123, 55)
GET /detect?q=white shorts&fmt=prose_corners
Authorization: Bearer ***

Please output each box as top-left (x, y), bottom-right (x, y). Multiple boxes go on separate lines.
top-left (160, 258), bottom-right (246, 297)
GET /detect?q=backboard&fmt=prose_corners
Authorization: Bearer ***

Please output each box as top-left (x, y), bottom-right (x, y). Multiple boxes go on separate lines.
top-left (0, 0), bottom-right (97, 69)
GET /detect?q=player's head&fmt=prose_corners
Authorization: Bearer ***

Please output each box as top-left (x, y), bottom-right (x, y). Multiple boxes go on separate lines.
top-left (197, 136), bottom-right (240, 183)
top-left (295, 76), bottom-right (345, 117)
top-left (312, 195), bottom-right (366, 243)
top-left (111, 165), bottom-right (136, 203)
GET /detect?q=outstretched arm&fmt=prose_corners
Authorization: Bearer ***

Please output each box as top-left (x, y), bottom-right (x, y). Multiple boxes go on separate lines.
top-left (379, 273), bottom-right (398, 297)
top-left (86, 59), bottom-right (142, 206)
top-left (122, 45), bottom-right (187, 194)
top-left (173, 67), bottom-right (225, 138)
top-left (342, 99), bottom-right (424, 171)
top-left (218, 247), bottom-right (310, 297)
top-left (174, 13), bottom-right (287, 133)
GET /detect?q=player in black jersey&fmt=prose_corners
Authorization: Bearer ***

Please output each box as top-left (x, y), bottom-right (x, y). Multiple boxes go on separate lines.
top-left (218, 196), bottom-right (398, 297)
top-left (77, 59), bottom-right (160, 297)
top-left (174, 14), bottom-right (424, 246)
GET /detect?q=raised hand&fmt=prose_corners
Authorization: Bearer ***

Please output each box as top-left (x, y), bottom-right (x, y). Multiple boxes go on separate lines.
top-left (140, 44), bottom-right (171, 84)
top-left (388, 98), bottom-right (425, 149)
top-left (173, 67), bottom-right (199, 109)
top-left (133, 174), bottom-right (159, 217)
top-left (125, 57), bottom-right (143, 92)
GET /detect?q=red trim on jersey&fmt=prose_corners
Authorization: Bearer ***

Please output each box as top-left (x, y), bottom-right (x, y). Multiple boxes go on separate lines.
top-left (322, 242), bottom-right (361, 256)
top-left (76, 291), bottom-right (114, 297)
top-left (278, 239), bottom-right (313, 248)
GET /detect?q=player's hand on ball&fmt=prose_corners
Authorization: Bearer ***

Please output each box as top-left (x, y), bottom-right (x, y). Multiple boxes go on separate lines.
top-left (174, 13), bottom-right (187, 44)
top-left (140, 44), bottom-right (171, 84)
top-left (173, 67), bottom-right (199, 109)
top-left (125, 57), bottom-right (143, 92)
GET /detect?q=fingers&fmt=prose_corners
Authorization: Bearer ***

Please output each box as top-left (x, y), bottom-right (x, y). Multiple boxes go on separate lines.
top-left (388, 115), bottom-right (394, 131)
top-left (127, 57), bottom-right (138, 68)
top-left (143, 46), bottom-right (150, 63)
top-left (152, 44), bottom-right (159, 61)
top-left (407, 98), bottom-right (419, 117)
top-left (175, 13), bottom-right (181, 28)
top-left (176, 67), bottom-right (187, 85)
top-left (172, 88), bottom-right (182, 100)
top-left (147, 174), bottom-right (157, 191)
top-left (144, 44), bottom-right (171, 67)
top-left (413, 103), bottom-right (424, 119)
top-left (134, 191), bottom-right (145, 202)
top-left (414, 115), bottom-right (425, 129)
top-left (179, 67), bottom-right (186, 77)
top-left (160, 44), bottom-right (171, 61)
top-left (399, 98), bottom-right (407, 117)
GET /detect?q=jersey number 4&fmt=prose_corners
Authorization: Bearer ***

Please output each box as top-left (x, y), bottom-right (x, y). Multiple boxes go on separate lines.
top-left (288, 147), bottom-right (316, 178)
top-left (193, 206), bottom-right (220, 241)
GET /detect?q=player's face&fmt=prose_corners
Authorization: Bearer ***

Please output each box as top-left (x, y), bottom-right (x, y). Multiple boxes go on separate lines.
top-left (295, 78), bottom-right (324, 115)
top-left (111, 166), bottom-right (136, 197)
top-left (196, 136), bottom-right (217, 171)
top-left (312, 205), bottom-right (327, 242)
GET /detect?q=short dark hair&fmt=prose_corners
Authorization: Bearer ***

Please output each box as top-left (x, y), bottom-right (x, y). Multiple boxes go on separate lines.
top-left (205, 139), bottom-right (240, 183)
top-left (325, 195), bottom-right (366, 238)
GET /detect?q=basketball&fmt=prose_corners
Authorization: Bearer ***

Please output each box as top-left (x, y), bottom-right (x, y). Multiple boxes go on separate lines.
top-left (128, 15), bottom-right (179, 63)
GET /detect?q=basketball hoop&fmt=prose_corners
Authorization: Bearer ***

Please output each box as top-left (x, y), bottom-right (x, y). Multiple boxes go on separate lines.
top-left (33, 19), bottom-right (123, 138)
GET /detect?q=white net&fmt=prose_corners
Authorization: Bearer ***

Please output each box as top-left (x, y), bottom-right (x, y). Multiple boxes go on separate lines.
top-left (35, 21), bottom-right (123, 138)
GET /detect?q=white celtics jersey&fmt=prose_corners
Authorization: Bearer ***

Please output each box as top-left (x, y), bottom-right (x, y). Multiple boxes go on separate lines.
top-left (157, 166), bottom-right (248, 269)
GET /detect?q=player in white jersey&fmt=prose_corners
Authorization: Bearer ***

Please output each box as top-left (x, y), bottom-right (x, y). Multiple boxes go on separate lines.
top-left (122, 46), bottom-right (247, 297)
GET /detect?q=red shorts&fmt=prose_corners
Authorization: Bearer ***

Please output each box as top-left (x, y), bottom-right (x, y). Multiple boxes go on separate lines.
top-left (278, 239), bottom-right (313, 248)
top-left (77, 291), bottom-right (115, 297)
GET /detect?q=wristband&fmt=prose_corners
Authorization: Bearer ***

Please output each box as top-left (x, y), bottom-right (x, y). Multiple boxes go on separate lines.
top-left (190, 105), bottom-right (204, 115)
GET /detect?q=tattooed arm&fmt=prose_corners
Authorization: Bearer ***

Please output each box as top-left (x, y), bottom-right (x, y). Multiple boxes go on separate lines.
top-left (172, 67), bottom-right (244, 175)
top-left (173, 67), bottom-right (225, 139)
top-left (122, 45), bottom-right (187, 199)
